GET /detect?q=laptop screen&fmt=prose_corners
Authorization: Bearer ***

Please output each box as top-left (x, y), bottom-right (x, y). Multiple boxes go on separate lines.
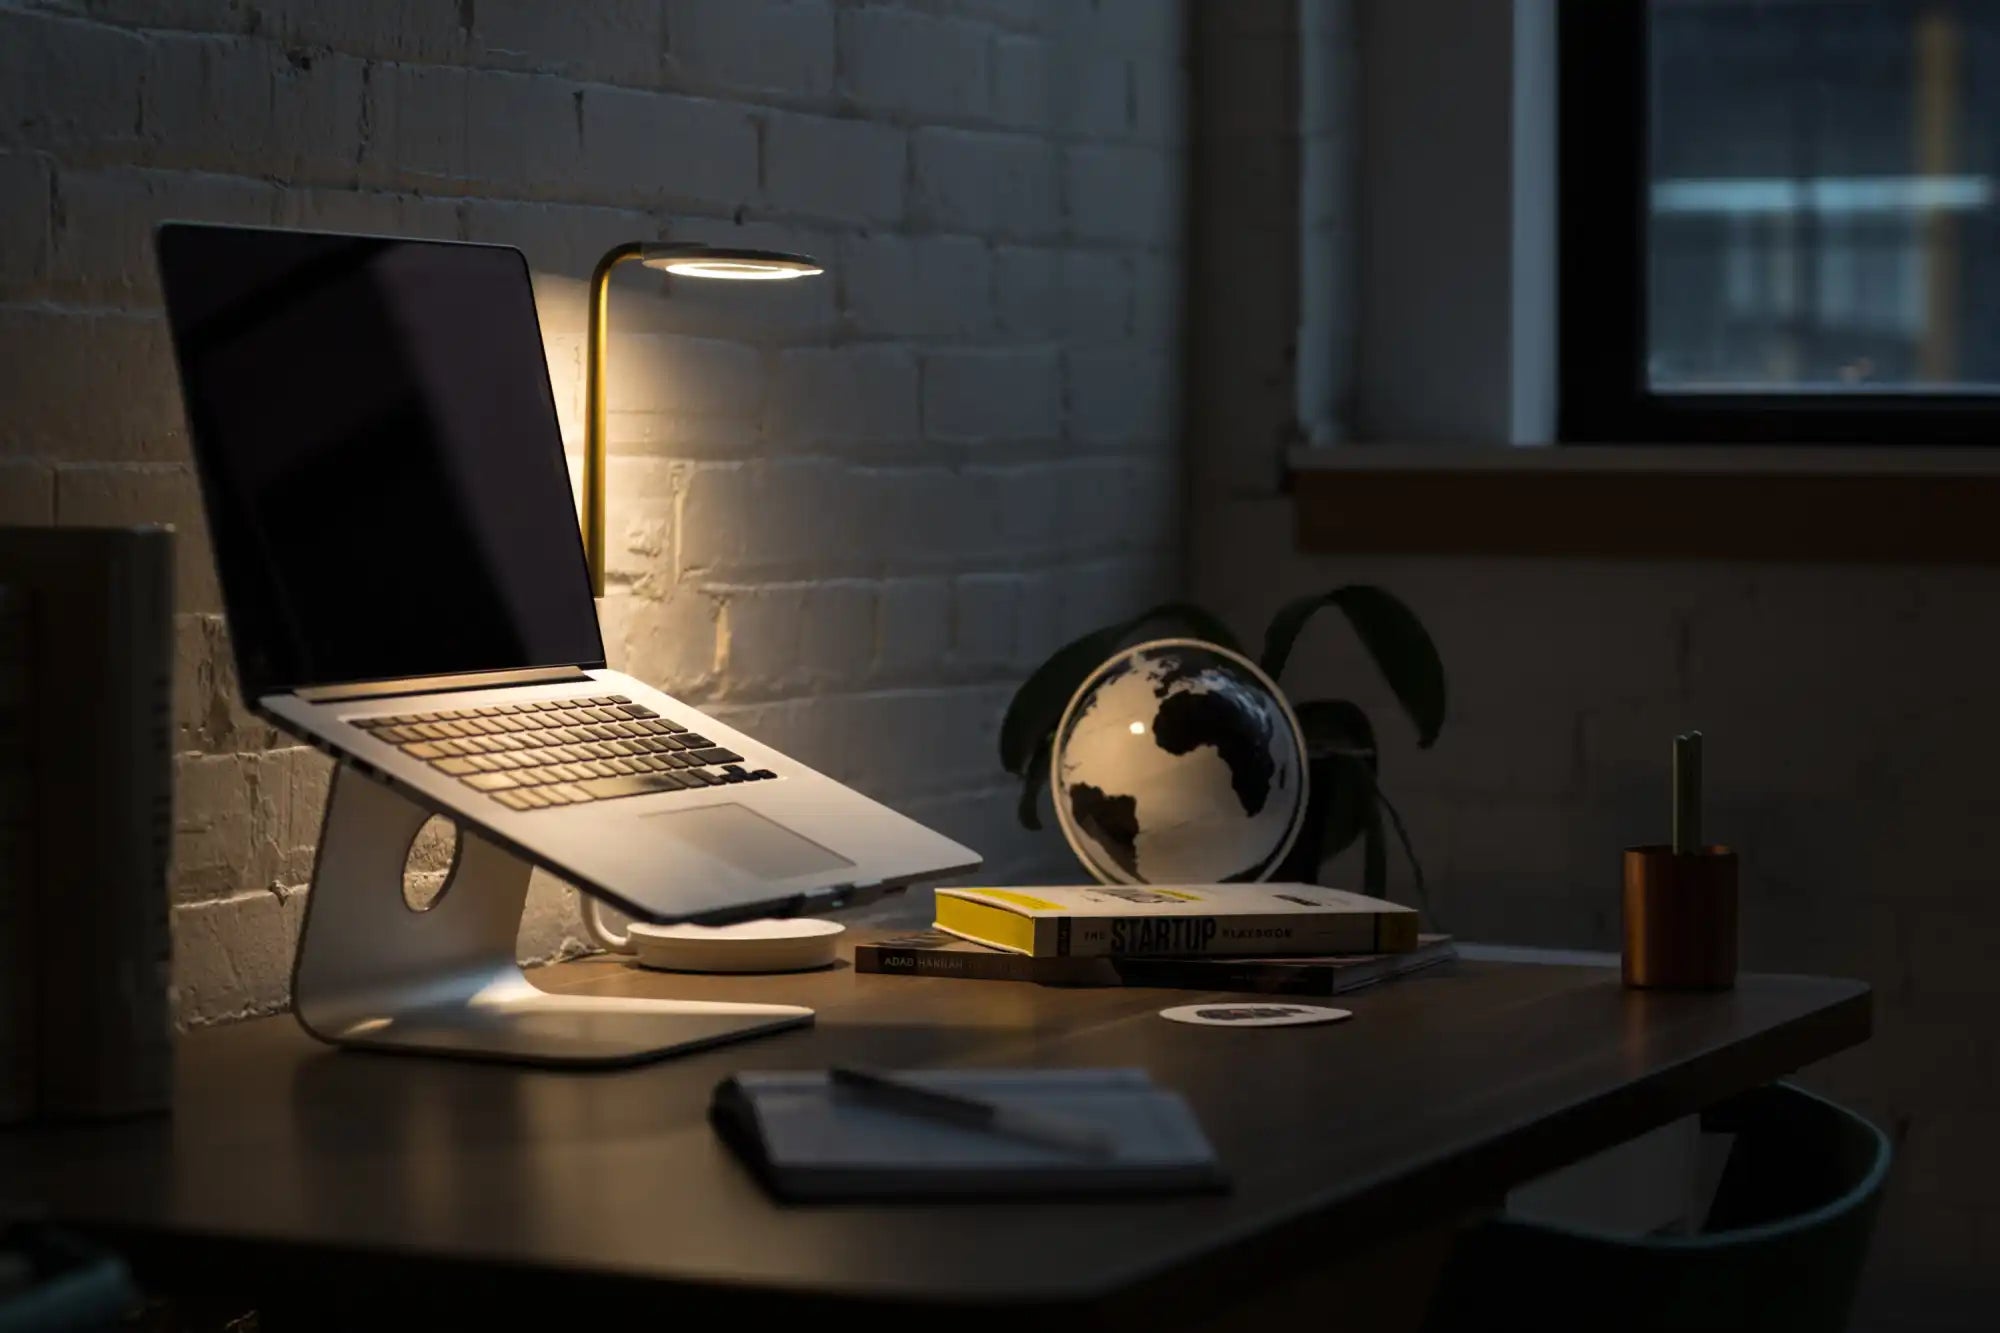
top-left (156, 225), bottom-right (605, 698)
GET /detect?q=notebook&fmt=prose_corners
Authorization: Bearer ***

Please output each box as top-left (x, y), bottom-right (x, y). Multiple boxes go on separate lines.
top-left (710, 1068), bottom-right (1227, 1202)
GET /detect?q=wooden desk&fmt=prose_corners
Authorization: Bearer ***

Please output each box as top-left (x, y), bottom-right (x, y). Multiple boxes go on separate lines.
top-left (2, 949), bottom-right (1869, 1329)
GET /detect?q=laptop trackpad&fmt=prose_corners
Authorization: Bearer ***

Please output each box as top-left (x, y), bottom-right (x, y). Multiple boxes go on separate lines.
top-left (643, 803), bottom-right (854, 880)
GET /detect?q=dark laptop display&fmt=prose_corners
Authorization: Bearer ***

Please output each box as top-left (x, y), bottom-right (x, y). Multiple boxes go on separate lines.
top-left (156, 224), bottom-right (604, 699)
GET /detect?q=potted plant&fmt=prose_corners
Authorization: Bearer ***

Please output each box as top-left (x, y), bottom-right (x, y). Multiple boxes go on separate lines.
top-left (998, 589), bottom-right (1446, 898)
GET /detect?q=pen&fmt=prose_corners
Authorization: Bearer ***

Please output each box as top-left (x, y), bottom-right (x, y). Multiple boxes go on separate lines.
top-left (1673, 731), bottom-right (1702, 855)
top-left (828, 1066), bottom-right (1117, 1159)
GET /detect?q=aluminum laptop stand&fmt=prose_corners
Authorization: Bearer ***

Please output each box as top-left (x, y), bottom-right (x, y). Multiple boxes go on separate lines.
top-left (291, 763), bottom-right (813, 1066)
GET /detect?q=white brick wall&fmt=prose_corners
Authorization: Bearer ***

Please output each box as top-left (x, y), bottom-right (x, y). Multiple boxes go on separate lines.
top-left (0, 0), bottom-right (1187, 1026)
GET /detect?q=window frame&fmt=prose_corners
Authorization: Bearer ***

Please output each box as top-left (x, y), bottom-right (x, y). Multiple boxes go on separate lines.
top-left (1557, 0), bottom-right (2000, 445)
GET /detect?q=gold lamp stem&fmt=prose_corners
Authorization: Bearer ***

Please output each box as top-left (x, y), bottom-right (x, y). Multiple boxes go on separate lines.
top-left (584, 242), bottom-right (646, 598)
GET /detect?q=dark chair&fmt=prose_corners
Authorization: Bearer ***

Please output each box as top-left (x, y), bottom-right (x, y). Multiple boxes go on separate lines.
top-left (1424, 1083), bottom-right (1891, 1333)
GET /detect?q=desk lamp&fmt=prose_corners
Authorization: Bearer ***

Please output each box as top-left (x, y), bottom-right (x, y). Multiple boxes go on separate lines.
top-left (579, 242), bottom-right (835, 969)
top-left (583, 242), bottom-right (823, 596)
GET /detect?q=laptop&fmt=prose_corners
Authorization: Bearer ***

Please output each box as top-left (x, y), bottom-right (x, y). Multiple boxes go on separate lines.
top-left (156, 223), bottom-right (980, 928)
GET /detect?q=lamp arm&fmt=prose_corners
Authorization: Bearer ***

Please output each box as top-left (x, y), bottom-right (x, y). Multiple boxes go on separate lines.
top-left (584, 242), bottom-right (647, 598)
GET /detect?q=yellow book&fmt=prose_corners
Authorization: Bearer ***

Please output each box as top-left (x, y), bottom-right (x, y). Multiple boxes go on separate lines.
top-left (934, 884), bottom-right (1421, 959)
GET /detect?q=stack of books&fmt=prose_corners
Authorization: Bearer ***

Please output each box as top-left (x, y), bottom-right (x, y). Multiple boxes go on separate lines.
top-left (856, 884), bottom-right (1455, 998)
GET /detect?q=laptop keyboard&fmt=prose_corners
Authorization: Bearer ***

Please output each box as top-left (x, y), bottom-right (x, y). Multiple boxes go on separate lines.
top-left (349, 695), bottom-right (776, 812)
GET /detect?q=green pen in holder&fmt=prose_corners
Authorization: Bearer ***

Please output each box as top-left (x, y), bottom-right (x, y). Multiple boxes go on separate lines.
top-left (1622, 731), bottom-right (1738, 989)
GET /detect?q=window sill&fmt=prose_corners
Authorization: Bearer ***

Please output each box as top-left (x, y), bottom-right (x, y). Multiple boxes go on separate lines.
top-left (1288, 445), bottom-right (2000, 563)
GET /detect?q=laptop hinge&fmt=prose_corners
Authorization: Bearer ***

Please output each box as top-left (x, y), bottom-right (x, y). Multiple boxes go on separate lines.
top-left (294, 665), bottom-right (595, 704)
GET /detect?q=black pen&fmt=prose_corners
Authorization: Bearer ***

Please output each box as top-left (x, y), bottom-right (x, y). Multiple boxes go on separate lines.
top-left (828, 1066), bottom-right (1116, 1158)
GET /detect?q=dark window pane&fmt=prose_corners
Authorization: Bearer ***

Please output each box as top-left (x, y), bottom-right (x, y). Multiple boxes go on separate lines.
top-left (1649, 0), bottom-right (1999, 391)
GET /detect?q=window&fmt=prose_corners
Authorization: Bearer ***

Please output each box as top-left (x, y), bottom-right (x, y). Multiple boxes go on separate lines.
top-left (1560, 0), bottom-right (2000, 442)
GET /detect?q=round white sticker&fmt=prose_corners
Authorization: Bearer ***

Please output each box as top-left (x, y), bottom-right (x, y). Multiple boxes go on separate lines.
top-left (1159, 1002), bottom-right (1353, 1028)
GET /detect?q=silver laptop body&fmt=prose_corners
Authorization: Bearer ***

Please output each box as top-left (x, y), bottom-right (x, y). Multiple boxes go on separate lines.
top-left (158, 223), bottom-right (979, 928)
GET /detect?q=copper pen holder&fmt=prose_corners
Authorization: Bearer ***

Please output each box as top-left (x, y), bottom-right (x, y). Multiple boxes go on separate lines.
top-left (1622, 845), bottom-right (1737, 990)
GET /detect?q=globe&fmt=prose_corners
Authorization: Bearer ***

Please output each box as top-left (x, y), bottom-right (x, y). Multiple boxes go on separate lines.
top-left (1051, 638), bottom-right (1309, 885)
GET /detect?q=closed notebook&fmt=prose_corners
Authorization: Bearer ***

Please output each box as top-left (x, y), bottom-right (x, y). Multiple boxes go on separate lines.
top-left (711, 1068), bottom-right (1226, 1202)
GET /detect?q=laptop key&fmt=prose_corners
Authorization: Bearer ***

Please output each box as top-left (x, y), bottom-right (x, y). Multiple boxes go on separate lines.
top-left (402, 742), bottom-right (446, 760)
top-left (578, 772), bottom-right (689, 801)
top-left (749, 769), bottom-right (776, 781)
top-left (680, 734), bottom-right (713, 748)
top-left (618, 704), bottom-right (658, 718)
top-left (466, 772), bottom-right (518, 791)
top-left (547, 782), bottom-right (593, 804)
top-left (688, 747), bottom-right (742, 766)
top-left (435, 758), bottom-right (478, 776)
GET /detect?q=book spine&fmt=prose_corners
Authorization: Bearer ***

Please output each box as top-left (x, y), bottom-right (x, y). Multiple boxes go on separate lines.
top-left (855, 944), bottom-right (1041, 982)
top-left (1069, 911), bottom-right (1413, 957)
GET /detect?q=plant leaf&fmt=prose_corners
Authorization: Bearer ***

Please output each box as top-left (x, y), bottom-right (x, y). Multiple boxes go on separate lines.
top-left (1294, 699), bottom-right (1377, 765)
top-left (1016, 735), bottom-right (1053, 832)
top-left (1260, 586), bottom-right (1447, 748)
top-left (1313, 750), bottom-right (1374, 863)
top-left (997, 602), bottom-right (1243, 776)
top-left (1369, 775), bottom-right (1426, 908)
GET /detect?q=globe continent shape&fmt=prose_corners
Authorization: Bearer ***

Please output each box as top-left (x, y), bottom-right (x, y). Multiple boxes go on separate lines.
top-left (1053, 642), bottom-right (1306, 884)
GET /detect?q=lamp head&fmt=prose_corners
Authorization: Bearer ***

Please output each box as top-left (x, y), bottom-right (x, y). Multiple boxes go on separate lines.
top-left (639, 243), bottom-right (822, 281)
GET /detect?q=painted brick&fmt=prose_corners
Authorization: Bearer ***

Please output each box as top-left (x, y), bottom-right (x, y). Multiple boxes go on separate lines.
top-left (604, 332), bottom-right (767, 448)
top-left (665, 0), bottom-right (837, 97)
top-left (140, 35), bottom-right (369, 184)
top-left (0, 461), bottom-right (54, 525)
top-left (839, 7), bottom-right (991, 120)
top-left (769, 345), bottom-right (921, 447)
top-left (0, 308), bottom-right (183, 462)
top-left (360, 62), bottom-right (470, 192)
top-left (0, 152), bottom-right (51, 295)
top-left (171, 888), bottom-right (307, 1024)
top-left (599, 457), bottom-right (679, 591)
top-left (598, 584), bottom-right (721, 696)
top-left (716, 581), bottom-right (877, 696)
top-left (678, 459), bottom-right (870, 579)
top-left (875, 578), bottom-right (953, 679)
top-left (838, 231), bottom-right (993, 339)
top-left (174, 614), bottom-right (280, 756)
top-left (1128, 43), bottom-right (1186, 145)
top-left (460, 198), bottom-right (656, 284)
top-left (0, 10), bottom-right (149, 154)
top-left (922, 347), bottom-right (1061, 442)
top-left (911, 128), bottom-right (1058, 237)
top-left (265, 0), bottom-right (469, 65)
top-left (1051, 48), bottom-right (1130, 138)
top-left (1064, 144), bottom-right (1177, 245)
top-left (467, 0), bottom-right (663, 86)
top-left (704, 685), bottom-right (1009, 799)
top-left (762, 112), bottom-right (906, 224)
top-left (464, 70), bottom-right (584, 198)
top-left (579, 88), bottom-right (759, 209)
top-left (172, 750), bottom-right (287, 905)
top-left (952, 572), bottom-right (1023, 668)
top-left (46, 167), bottom-right (280, 305)
top-left (83, 1), bottom-right (263, 33)
top-left (991, 34), bottom-right (1051, 130)
top-left (54, 464), bottom-right (216, 611)
top-left (1066, 347), bottom-right (1173, 443)
top-left (274, 187), bottom-right (462, 239)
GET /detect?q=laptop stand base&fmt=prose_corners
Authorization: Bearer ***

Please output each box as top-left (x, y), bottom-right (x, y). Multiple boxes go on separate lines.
top-left (289, 764), bottom-right (813, 1067)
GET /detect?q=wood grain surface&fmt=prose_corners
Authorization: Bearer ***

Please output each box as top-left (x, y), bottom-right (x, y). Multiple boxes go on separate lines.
top-left (0, 940), bottom-right (1870, 1329)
